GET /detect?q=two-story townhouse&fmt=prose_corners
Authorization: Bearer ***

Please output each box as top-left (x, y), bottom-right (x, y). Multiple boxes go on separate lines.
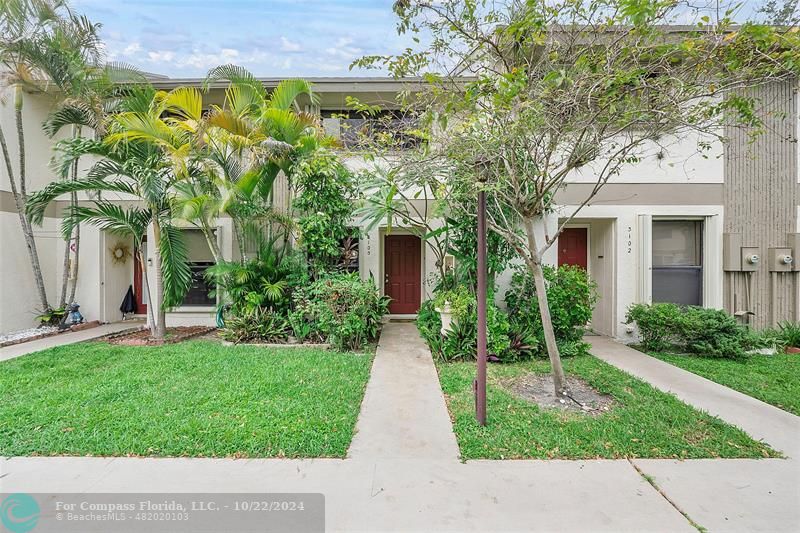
top-left (1, 74), bottom-right (798, 338)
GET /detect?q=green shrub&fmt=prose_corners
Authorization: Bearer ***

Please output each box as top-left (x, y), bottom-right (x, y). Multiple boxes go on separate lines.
top-left (218, 309), bottom-right (289, 344)
top-left (419, 285), bottom-right (514, 362)
top-left (624, 302), bottom-right (685, 351)
top-left (626, 303), bottom-right (750, 359)
top-left (679, 307), bottom-right (749, 359)
top-left (416, 300), bottom-right (443, 355)
top-left (293, 273), bottom-right (389, 351)
top-left (505, 264), bottom-right (598, 356)
top-left (778, 321), bottom-right (800, 349)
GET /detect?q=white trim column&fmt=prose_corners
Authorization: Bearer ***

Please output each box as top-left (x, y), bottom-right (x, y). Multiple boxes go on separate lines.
top-left (637, 214), bottom-right (652, 304)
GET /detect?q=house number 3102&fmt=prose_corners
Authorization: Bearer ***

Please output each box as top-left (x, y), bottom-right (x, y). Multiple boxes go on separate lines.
top-left (626, 226), bottom-right (633, 254)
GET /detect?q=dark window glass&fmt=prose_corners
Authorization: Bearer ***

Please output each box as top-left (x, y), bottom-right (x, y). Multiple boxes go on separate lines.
top-left (182, 262), bottom-right (215, 306)
top-left (652, 220), bottom-right (702, 306)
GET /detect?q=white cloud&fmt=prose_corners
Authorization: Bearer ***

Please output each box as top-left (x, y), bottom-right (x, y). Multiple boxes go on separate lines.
top-left (325, 36), bottom-right (362, 60)
top-left (280, 36), bottom-right (303, 53)
top-left (179, 48), bottom-right (240, 69)
top-left (123, 42), bottom-right (142, 56)
top-left (147, 50), bottom-right (175, 63)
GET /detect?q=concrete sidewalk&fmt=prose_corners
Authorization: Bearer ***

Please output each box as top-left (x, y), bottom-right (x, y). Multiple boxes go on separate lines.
top-left (2, 324), bottom-right (799, 531)
top-left (588, 337), bottom-right (800, 457)
top-left (0, 321), bottom-right (140, 362)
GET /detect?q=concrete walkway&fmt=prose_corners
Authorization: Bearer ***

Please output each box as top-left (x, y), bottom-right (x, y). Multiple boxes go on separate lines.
top-left (588, 337), bottom-right (800, 457)
top-left (348, 322), bottom-right (460, 460)
top-left (0, 320), bottom-right (141, 362)
top-left (2, 325), bottom-right (799, 531)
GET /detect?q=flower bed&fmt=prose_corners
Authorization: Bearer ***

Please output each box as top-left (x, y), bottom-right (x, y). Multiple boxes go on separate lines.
top-left (96, 326), bottom-right (215, 346)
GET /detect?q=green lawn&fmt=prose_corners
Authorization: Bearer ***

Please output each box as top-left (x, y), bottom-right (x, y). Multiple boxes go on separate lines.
top-left (648, 351), bottom-right (800, 416)
top-left (0, 341), bottom-right (373, 458)
top-left (437, 356), bottom-right (779, 460)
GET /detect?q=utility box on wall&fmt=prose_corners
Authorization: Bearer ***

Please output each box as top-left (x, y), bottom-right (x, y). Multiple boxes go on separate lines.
top-left (768, 247), bottom-right (794, 272)
top-left (723, 233), bottom-right (761, 272)
top-left (740, 247), bottom-right (761, 271)
top-left (723, 233), bottom-right (742, 271)
top-left (788, 233), bottom-right (800, 271)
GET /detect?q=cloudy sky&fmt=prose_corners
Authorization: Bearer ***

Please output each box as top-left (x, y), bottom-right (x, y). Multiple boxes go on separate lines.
top-left (72, 0), bottom-right (410, 78)
top-left (71, 0), bottom-right (771, 79)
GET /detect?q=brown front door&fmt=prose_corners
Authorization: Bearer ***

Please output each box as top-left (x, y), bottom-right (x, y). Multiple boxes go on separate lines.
top-left (558, 228), bottom-right (588, 270)
top-left (133, 240), bottom-right (148, 315)
top-left (384, 234), bottom-right (421, 314)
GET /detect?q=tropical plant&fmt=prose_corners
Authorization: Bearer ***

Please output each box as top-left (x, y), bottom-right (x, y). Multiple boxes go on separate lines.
top-left (218, 308), bottom-right (289, 344)
top-left (292, 273), bottom-right (389, 351)
top-left (26, 87), bottom-right (192, 339)
top-left (205, 238), bottom-right (300, 318)
top-left (291, 149), bottom-right (356, 274)
top-left (31, 44), bottom-right (143, 307)
top-left (778, 321), bottom-right (800, 349)
top-left (0, 0), bottom-right (84, 314)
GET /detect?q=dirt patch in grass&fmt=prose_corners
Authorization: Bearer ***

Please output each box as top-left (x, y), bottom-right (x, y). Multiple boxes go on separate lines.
top-left (501, 373), bottom-right (615, 415)
top-left (99, 326), bottom-right (215, 346)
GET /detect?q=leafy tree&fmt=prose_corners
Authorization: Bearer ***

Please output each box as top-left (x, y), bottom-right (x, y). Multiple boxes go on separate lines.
top-left (292, 149), bottom-right (355, 274)
top-left (130, 66), bottom-right (320, 263)
top-left (0, 0), bottom-right (80, 314)
top-left (27, 87), bottom-right (192, 339)
top-left (758, 0), bottom-right (798, 25)
top-left (18, 11), bottom-right (143, 308)
top-left (356, 0), bottom-right (800, 395)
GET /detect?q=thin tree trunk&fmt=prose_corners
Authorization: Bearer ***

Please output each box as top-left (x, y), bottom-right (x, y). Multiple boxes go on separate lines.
top-left (524, 216), bottom-right (568, 396)
top-left (58, 228), bottom-right (70, 308)
top-left (3, 90), bottom-right (50, 312)
top-left (67, 218), bottom-right (80, 303)
top-left (137, 248), bottom-right (156, 333)
top-left (152, 220), bottom-right (167, 339)
top-left (200, 221), bottom-right (221, 264)
top-left (233, 218), bottom-right (247, 262)
top-left (64, 127), bottom-right (82, 305)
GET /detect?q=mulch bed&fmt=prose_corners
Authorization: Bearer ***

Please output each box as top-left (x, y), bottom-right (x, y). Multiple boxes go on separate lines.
top-left (0, 321), bottom-right (102, 348)
top-left (96, 326), bottom-right (216, 346)
top-left (501, 373), bottom-right (615, 416)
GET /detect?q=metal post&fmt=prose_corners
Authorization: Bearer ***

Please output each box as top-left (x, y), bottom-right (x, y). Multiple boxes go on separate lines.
top-left (476, 188), bottom-right (487, 426)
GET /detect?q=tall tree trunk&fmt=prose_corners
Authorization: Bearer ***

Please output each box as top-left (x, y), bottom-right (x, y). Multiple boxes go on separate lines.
top-left (200, 221), bottom-right (221, 264)
top-left (58, 228), bottom-right (70, 308)
top-left (62, 127), bottom-right (82, 306)
top-left (151, 220), bottom-right (167, 339)
top-left (136, 247), bottom-right (156, 334)
top-left (67, 217), bottom-right (80, 303)
top-left (233, 218), bottom-right (247, 262)
top-left (2, 89), bottom-right (50, 312)
top-left (524, 216), bottom-right (568, 396)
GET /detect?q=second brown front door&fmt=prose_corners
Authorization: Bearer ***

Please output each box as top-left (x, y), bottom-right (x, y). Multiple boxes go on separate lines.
top-left (558, 227), bottom-right (588, 270)
top-left (384, 234), bottom-right (421, 314)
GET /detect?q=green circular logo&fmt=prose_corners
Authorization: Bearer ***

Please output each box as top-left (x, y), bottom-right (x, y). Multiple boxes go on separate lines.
top-left (1, 493), bottom-right (40, 533)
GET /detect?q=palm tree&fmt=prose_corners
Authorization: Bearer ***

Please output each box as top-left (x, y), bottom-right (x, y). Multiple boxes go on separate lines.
top-left (27, 87), bottom-right (192, 339)
top-left (14, 8), bottom-right (143, 308)
top-left (111, 65), bottom-right (321, 262)
top-left (0, 0), bottom-right (74, 314)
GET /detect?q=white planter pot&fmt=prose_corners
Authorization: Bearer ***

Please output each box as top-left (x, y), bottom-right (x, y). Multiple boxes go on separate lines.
top-left (436, 303), bottom-right (453, 336)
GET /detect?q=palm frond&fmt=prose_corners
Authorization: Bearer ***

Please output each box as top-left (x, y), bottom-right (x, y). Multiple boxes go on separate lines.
top-left (158, 224), bottom-right (192, 309)
top-left (158, 86), bottom-right (203, 122)
top-left (27, 176), bottom-right (136, 225)
top-left (61, 201), bottom-right (149, 241)
top-left (43, 101), bottom-right (95, 137)
top-left (267, 78), bottom-right (317, 111)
